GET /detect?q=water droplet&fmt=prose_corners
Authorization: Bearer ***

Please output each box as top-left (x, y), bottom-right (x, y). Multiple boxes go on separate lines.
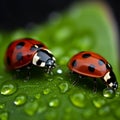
top-left (0, 112), bottom-right (8, 120)
top-left (1, 81), bottom-right (17, 95)
top-left (37, 105), bottom-right (47, 114)
top-left (0, 103), bottom-right (5, 109)
top-left (57, 69), bottom-right (63, 74)
top-left (14, 94), bottom-right (27, 106)
top-left (59, 82), bottom-right (69, 93)
top-left (70, 93), bottom-right (85, 108)
top-left (93, 98), bottom-right (106, 108)
top-left (49, 99), bottom-right (59, 107)
top-left (34, 93), bottom-right (41, 99)
top-left (103, 88), bottom-right (115, 98)
top-left (43, 88), bottom-right (51, 95)
top-left (24, 100), bottom-right (39, 116)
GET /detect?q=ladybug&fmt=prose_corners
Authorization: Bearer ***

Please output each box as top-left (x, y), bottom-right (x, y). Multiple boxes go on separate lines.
top-left (5, 38), bottom-right (56, 74)
top-left (68, 51), bottom-right (118, 90)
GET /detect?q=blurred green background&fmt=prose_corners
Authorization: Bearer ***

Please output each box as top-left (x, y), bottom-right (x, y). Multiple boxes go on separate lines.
top-left (0, 1), bottom-right (120, 120)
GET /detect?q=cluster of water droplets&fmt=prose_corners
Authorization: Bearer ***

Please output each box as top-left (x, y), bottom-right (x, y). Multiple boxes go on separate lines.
top-left (0, 67), bottom-right (119, 119)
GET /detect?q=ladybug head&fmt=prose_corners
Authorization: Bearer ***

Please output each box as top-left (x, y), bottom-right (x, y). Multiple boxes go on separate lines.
top-left (103, 71), bottom-right (118, 90)
top-left (32, 49), bottom-right (56, 69)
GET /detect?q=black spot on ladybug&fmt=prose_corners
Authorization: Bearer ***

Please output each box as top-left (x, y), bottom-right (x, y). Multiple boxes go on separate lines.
top-left (72, 60), bottom-right (77, 67)
top-left (36, 59), bottom-right (42, 65)
top-left (16, 42), bottom-right (25, 49)
top-left (30, 44), bottom-right (44, 51)
top-left (106, 63), bottom-right (112, 70)
top-left (88, 64), bottom-right (95, 72)
top-left (98, 59), bottom-right (105, 66)
top-left (7, 57), bottom-right (11, 65)
top-left (30, 46), bottom-right (38, 51)
top-left (16, 52), bottom-right (23, 61)
top-left (82, 53), bottom-right (91, 58)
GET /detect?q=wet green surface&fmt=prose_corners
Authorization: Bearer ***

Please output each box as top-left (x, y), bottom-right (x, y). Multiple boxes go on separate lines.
top-left (0, 2), bottom-right (119, 120)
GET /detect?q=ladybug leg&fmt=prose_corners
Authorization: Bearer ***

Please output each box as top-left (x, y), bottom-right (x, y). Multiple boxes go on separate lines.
top-left (93, 78), bottom-right (97, 92)
top-left (15, 69), bottom-right (21, 78)
top-left (26, 66), bottom-right (31, 80)
top-left (79, 75), bottom-right (85, 79)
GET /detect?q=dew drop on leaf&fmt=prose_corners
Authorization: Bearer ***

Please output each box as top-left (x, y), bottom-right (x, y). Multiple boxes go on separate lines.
top-left (14, 94), bottom-right (27, 106)
top-left (37, 105), bottom-right (47, 114)
top-left (1, 81), bottom-right (17, 95)
top-left (59, 82), bottom-right (69, 93)
top-left (24, 100), bottom-right (39, 116)
top-left (70, 93), bottom-right (86, 108)
top-left (92, 98), bottom-right (106, 108)
top-left (0, 112), bottom-right (8, 120)
top-left (34, 93), bottom-right (41, 99)
top-left (57, 69), bottom-right (63, 74)
top-left (0, 103), bottom-right (5, 109)
top-left (43, 88), bottom-right (51, 95)
top-left (103, 88), bottom-right (115, 99)
top-left (49, 98), bottom-right (60, 107)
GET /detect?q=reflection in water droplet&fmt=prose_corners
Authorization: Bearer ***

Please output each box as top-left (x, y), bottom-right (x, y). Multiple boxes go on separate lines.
top-left (103, 88), bottom-right (115, 99)
top-left (43, 88), bottom-right (51, 95)
top-left (70, 93), bottom-right (85, 108)
top-left (0, 112), bottom-right (8, 120)
top-left (59, 82), bottom-right (69, 93)
top-left (93, 98), bottom-right (106, 108)
top-left (0, 103), bottom-right (5, 109)
top-left (1, 82), bottom-right (17, 95)
top-left (57, 69), bottom-right (63, 74)
top-left (24, 100), bottom-right (39, 116)
top-left (49, 99), bottom-right (59, 107)
top-left (14, 94), bottom-right (27, 106)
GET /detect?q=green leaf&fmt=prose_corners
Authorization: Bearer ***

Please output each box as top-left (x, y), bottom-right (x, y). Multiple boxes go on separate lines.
top-left (0, 2), bottom-right (119, 120)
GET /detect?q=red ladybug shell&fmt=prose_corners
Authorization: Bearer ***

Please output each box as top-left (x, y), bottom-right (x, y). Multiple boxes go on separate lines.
top-left (68, 51), bottom-right (112, 78)
top-left (5, 38), bottom-right (47, 70)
